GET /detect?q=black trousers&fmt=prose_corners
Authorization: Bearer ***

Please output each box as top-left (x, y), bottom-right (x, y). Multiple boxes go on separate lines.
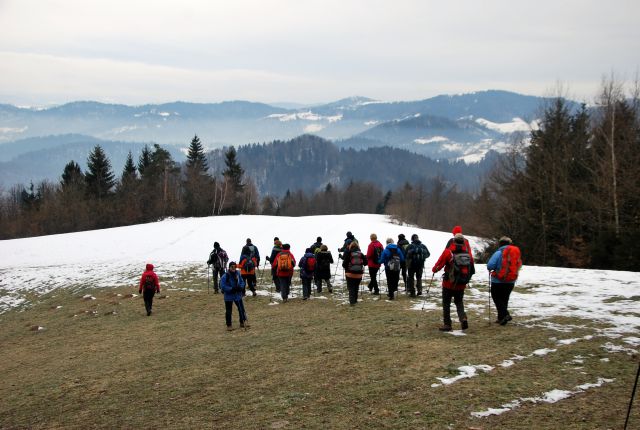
top-left (442, 287), bottom-right (466, 325)
top-left (400, 262), bottom-right (407, 287)
top-left (491, 282), bottom-right (514, 321)
top-left (278, 276), bottom-right (292, 300)
top-left (385, 268), bottom-right (400, 299)
top-left (368, 267), bottom-right (380, 293)
top-left (271, 267), bottom-right (280, 292)
top-left (242, 274), bottom-right (257, 294)
top-left (314, 275), bottom-right (332, 292)
top-left (407, 266), bottom-right (424, 295)
top-left (225, 299), bottom-right (247, 326)
top-left (301, 277), bottom-right (313, 298)
top-left (212, 267), bottom-right (224, 292)
top-left (346, 277), bottom-right (361, 305)
top-left (143, 289), bottom-right (155, 314)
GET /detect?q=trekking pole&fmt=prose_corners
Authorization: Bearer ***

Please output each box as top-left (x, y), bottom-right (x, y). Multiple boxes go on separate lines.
top-left (416, 274), bottom-right (435, 327)
top-left (625, 361), bottom-right (640, 430)
top-left (488, 272), bottom-right (492, 326)
top-left (207, 264), bottom-right (210, 294)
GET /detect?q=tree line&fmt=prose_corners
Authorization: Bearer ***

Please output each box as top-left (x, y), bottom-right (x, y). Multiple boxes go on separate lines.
top-left (0, 136), bottom-right (255, 238)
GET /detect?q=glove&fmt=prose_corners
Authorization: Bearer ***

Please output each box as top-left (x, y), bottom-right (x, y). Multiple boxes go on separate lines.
top-left (266, 257), bottom-right (270, 263)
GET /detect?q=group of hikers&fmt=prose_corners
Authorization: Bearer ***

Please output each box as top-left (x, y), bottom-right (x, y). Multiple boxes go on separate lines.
top-left (140, 225), bottom-right (522, 332)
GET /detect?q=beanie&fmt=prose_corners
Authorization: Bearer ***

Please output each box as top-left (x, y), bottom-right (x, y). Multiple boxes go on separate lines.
top-left (452, 226), bottom-right (462, 235)
top-left (411, 234), bottom-right (419, 241)
top-left (317, 236), bottom-right (322, 242)
top-left (398, 234), bottom-right (405, 240)
top-left (214, 241), bottom-right (220, 248)
top-left (283, 243), bottom-right (291, 250)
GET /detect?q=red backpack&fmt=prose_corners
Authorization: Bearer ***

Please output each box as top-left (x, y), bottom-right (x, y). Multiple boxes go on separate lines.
top-left (306, 256), bottom-right (316, 272)
top-left (495, 245), bottom-right (522, 282)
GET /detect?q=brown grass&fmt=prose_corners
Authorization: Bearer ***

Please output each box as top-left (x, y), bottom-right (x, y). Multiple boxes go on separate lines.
top-left (0, 271), bottom-right (637, 429)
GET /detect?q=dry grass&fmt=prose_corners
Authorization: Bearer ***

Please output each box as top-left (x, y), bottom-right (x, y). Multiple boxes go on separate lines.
top-left (0, 270), bottom-right (638, 429)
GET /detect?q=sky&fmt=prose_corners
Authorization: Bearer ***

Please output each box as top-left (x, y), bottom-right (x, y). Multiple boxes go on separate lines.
top-left (0, 0), bottom-right (639, 106)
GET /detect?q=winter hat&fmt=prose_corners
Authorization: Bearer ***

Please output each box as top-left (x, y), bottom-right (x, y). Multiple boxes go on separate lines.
top-left (386, 238), bottom-right (394, 244)
top-left (229, 261), bottom-right (237, 267)
top-left (398, 234), bottom-right (405, 240)
top-left (454, 233), bottom-right (465, 244)
top-left (370, 233), bottom-right (377, 241)
top-left (214, 242), bottom-right (220, 249)
top-left (146, 263), bottom-right (154, 271)
top-left (346, 231), bottom-right (354, 239)
top-left (274, 237), bottom-right (279, 242)
top-left (316, 236), bottom-right (322, 242)
top-left (499, 236), bottom-right (512, 246)
top-left (452, 226), bottom-right (462, 235)
top-left (283, 243), bottom-right (291, 250)
top-left (411, 234), bottom-right (419, 241)
top-left (246, 238), bottom-right (252, 244)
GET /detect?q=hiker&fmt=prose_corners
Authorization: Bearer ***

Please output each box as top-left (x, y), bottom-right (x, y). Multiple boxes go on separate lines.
top-left (220, 261), bottom-right (249, 331)
top-left (339, 231), bottom-right (357, 253)
top-left (405, 234), bottom-right (430, 297)
top-left (366, 233), bottom-right (384, 295)
top-left (242, 238), bottom-right (260, 267)
top-left (274, 243), bottom-right (296, 302)
top-left (206, 242), bottom-right (229, 293)
top-left (342, 241), bottom-right (367, 305)
top-left (267, 239), bottom-right (283, 293)
top-left (379, 238), bottom-right (404, 300)
top-left (487, 236), bottom-right (522, 325)
top-left (239, 246), bottom-right (258, 297)
top-left (138, 263), bottom-right (160, 316)
top-left (310, 236), bottom-right (323, 254)
top-left (432, 233), bottom-right (475, 331)
top-left (314, 244), bottom-right (334, 293)
top-left (299, 248), bottom-right (317, 300)
top-left (397, 234), bottom-right (410, 289)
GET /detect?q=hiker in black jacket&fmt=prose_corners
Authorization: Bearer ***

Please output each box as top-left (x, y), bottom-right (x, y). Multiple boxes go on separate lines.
top-left (405, 234), bottom-right (430, 297)
top-left (314, 245), bottom-right (334, 293)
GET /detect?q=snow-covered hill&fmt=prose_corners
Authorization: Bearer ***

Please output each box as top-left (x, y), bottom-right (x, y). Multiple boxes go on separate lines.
top-left (1, 214), bottom-right (639, 338)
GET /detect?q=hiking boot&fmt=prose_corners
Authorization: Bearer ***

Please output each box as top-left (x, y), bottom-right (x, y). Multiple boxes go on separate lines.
top-left (226, 325), bottom-right (233, 331)
top-left (373, 290), bottom-right (380, 295)
top-left (461, 319), bottom-right (469, 330)
top-left (499, 315), bottom-right (512, 326)
top-left (328, 287), bottom-right (333, 293)
top-left (147, 310), bottom-right (151, 316)
top-left (439, 324), bottom-right (452, 332)
top-left (252, 290), bottom-right (257, 297)
top-left (409, 293), bottom-right (416, 298)
top-left (417, 290), bottom-right (422, 296)
top-left (303, 297), bottom-right (308, 300)
top-left (240, 321), bottom-right (250, 328)
top-left (214, 289), bottom-right (219, 294)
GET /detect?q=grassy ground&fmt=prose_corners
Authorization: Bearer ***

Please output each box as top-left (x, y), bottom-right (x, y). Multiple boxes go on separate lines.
top-left (0, 269), bottom-right (638, 429)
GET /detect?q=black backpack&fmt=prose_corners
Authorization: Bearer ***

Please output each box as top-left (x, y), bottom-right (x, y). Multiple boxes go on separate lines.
top-left (410, 243), bottom-right (429, 268)
top-left (244, 257), bottom-right (255, 272)
top-left (373, 245), bottom-right (382, 264)
top-left (317, 251), bottom-right (332, 269)
top-left (143, 274), bottom-right (155, 290)
top-left (449, 245), bottom-right (472, 285)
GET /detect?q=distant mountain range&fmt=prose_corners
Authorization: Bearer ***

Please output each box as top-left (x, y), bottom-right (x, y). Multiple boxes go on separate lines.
top-left (0, 90), bottom-right (578, 188)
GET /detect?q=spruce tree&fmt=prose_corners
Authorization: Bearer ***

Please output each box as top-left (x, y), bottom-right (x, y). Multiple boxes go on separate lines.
top-left (85, 145), bottom-right (115, 199)
top-left (138, 145), bottom-right (152, 179)
top-left (61, 160), bottom-right (85, 188)
top-left (223, 146), bottom-right (244, 190)
top-left (121, 151), bottom-right (137, 183)
top-left (186, 134), bottom-right (208, 173)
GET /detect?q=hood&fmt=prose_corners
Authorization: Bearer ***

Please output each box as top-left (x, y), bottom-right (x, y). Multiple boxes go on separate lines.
top-left (146, 263), bottom-right (154, 271)
top-left (386, 244), bottom-right (399, 250)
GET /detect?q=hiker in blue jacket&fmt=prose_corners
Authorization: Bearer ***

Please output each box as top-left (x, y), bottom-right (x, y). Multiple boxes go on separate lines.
top-left (220, 261), bottom-right (249, 331)
top-left (298, 248), bottom-right (316, 300)
top-left (379, 238), bottom-right (405, 300)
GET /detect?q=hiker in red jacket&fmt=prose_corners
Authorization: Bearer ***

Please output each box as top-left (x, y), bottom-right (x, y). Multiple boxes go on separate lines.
top-left (139, 263), bottom-right (160, 316)
top-left (366, 233), bottom-right (384, 295)
top-left (432, 233), bottom-right (475, 331)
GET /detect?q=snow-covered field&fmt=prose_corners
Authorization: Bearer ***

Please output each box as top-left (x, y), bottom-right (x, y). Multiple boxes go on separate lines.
top-left (1, 214), bottom-right (639, 418)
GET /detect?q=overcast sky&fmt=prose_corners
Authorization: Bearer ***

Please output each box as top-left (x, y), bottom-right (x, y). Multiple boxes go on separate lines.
top-left (0, 0), bottom-right (638, 106)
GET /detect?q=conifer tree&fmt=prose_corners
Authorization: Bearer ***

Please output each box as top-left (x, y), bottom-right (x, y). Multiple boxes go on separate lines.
top-left (223, 146), bottom-right (244, 190)
top-left (138, 145), bottom-right (152, 179)
top-left (85, 145), bottom-right (115, 200)
top-left (121, 151), bottom-right (137, 183)
top-left (186, 134), bottom-right (208, 172)
top-left (61, 160), bottom-right (85, 189)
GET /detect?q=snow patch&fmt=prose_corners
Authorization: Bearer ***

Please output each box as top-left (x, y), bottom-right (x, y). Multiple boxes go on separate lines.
top-left (475, 117), bottom-right (539, 134)
top-left (414, 136), bottom-right (448, 145)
